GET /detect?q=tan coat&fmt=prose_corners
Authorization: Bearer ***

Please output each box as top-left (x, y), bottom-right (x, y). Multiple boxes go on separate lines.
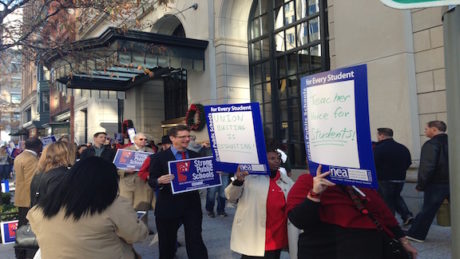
top-left (14, 150), bottom-right (38, 207)
top-left (225, 173), bottom-right (299, 259)
top-left (27, 196), bottom-right (148, 259)
top-left (118, 145), bottom-right (155, 210)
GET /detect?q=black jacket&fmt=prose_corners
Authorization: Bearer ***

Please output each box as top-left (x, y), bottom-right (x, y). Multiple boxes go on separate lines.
top-left (417, 133), bottom-right (449, 190)
top-left (148, 148), bottom-right (201, 219)
top-left (30, 166), bottom-right (69, 207)
top-left (80, 145), bottom-right (116, 163)
top-left (374, 138), bottom-right (412, 181)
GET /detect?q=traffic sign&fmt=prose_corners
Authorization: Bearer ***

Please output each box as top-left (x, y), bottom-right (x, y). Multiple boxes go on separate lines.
top-left (381, 0), bottom-right (460, 9)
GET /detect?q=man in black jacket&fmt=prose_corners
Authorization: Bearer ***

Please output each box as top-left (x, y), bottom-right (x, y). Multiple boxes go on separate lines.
top-left (148, 125), bottom-right (208, 259)
top-left (374, 128), bottom-right (413, 225)
top-left (407, 120), bottom-right (449, 242)
top-left (80, 132), bottom-right (116, 163)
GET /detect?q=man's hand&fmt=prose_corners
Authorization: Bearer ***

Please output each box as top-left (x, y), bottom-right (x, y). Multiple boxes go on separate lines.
top-left (157, 174), bottom-right (175, 184)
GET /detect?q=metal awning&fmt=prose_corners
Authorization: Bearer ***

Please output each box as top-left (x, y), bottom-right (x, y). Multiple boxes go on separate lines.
top-left (43, 27), bottom-right (208, 91)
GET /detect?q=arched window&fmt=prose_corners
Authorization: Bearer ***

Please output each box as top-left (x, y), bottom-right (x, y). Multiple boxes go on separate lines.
top-left (248, 0), bottom-right (329, 168)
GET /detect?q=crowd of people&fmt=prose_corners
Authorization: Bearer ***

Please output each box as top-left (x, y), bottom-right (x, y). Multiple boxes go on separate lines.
top-left (8, 120), bottom-right (450, 259)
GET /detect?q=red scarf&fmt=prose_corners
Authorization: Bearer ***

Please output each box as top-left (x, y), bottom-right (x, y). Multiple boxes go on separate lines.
top-left (286, 174), bottom-right (399, 230)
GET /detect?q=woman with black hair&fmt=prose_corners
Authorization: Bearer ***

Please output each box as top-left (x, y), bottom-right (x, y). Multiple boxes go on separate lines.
top-left (27, 157), bottom-right (148, 259)
top-left (225, 140), bottom-right (299, 259)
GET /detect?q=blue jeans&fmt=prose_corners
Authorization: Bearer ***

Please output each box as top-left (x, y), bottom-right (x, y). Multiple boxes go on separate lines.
top-left (206, 173), bottom-right (229, 214)
top-left (407, 183), bottom-right (450, 240)
top-left (0, 164), bottom-right (10, 180)
top-left (378, 181), bottom-right (413, 221)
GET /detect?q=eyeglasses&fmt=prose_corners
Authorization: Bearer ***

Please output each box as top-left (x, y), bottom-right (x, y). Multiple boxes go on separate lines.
top-left (138, 138), bottom-right (147, 141)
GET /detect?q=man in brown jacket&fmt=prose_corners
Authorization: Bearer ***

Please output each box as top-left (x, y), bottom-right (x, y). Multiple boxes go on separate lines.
top-left (14, 137), bottom-right (42, 227)
top-left (118, 133), bottom-right (155, 225)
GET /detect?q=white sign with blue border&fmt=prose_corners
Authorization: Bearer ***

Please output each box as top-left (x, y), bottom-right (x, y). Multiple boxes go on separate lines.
top-left (301, 64), bottom-right (377, 188)
top-left (41, 135), bottom-right (56, 146)
top-left (168, 156), bottom-right (222, 194)
top-left (204, 103), bottom-right (269, 175)
top-left (113, 149), bottom-right (152, 171)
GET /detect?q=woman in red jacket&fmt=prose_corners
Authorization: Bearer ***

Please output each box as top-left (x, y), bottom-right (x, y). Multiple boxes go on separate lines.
top-left (287, 165), bottom-right (417, 259)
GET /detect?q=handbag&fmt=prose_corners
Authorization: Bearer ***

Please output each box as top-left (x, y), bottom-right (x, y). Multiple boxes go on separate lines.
top-left (15, 224), bottom-right (38, 248)
top-left (341, 185), bottom-right (411, 259)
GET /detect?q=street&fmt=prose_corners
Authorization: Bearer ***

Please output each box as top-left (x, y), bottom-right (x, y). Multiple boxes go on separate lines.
top-left (0, 193), bottom-right (451, 259)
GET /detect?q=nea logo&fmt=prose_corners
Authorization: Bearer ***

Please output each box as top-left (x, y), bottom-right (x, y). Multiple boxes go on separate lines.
top-left (330, 167), bottom-right (349, 178)
top-left (176, 162), bottom-right (190, 183)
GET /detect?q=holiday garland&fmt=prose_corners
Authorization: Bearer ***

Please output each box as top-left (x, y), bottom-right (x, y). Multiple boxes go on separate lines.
top-left (185, 104), bottom-right (206, 131)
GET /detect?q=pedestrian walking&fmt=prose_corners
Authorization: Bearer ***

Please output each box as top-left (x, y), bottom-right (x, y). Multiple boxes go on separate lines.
top-left (407, 120), bottom-right (449, 242)
top-left (374, 127), bottom-right (414, 225)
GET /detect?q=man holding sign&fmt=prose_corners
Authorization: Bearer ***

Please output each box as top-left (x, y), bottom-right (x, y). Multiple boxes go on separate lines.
top-left (117, 133), bottom-right (155, 225)
top-left (148, 125), bottom-right (208, 259)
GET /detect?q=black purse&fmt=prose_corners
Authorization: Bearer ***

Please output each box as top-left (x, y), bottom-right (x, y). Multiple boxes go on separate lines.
top-left (341, 185), bottom-right (411, 259)
top-left (15, 224), bottom-right (38, 248)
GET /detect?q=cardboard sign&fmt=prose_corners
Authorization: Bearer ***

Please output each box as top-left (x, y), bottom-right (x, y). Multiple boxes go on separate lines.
top-left (168, 156), bottom-right (222, 194)
top-left (41, 135), bottom-right (56, 146)
top-left (1, 220), bottom-right (18, 244)
top-left (113, 149), bottom-right (152, 171)
top-left (204, 103), bottom-right (269, 174)
top-left (300, 64), bottom-right (377, 188)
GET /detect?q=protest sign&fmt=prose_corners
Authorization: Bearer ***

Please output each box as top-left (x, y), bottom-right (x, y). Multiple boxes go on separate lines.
top-left (301, 64), bottom-right (377, 188)
top-left (205, 103), bottom-right (269, 174)
top-left (1, 220), bottom-right (18, 244)
top-left (41, 135), bottom-right (56, 146)
top-left (127, 128), bottom-right (136, 144)
top-left (168, 156), bottom-right (222, 194)
top-left (113, 149), bottom-right (152, 171)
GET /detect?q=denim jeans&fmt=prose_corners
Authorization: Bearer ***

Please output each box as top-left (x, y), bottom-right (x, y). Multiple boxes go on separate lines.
top-left (0, 164), bottom-right (10, 180)
top-left (407, 183), bottom-right (450, 240)
top-left (206, 173), bottom-right (229, 214)
top-left (378, 181), bottom-right (413, 221)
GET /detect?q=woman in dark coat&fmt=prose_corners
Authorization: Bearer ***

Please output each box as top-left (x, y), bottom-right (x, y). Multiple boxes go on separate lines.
top-left (287, 165), bottom-right (417, 259)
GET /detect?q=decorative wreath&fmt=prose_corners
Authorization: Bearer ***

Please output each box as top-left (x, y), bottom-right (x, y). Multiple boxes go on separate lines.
top-left (185, 104), bottom-right (206, 131)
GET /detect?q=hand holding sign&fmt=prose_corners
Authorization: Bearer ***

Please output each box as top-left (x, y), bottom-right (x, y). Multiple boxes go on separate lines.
top-left (235, 166), bottom-right (249, 182)
top-left (309, 165), bottom-right (335, 201)
top-left (158, 174), bottom-right (175, 184)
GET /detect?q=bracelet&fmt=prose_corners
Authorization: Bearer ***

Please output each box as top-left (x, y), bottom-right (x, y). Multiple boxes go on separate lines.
top-left (308, 190), bottom-right (321, 199)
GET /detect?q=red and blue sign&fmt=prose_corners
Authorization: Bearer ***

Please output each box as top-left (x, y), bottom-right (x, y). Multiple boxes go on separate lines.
top-left (168, 156), bottom-right (222, 194)
top-left (1, 220), bottom-right (18, 244)
top-left (113, 149), bottom-right (152, 171)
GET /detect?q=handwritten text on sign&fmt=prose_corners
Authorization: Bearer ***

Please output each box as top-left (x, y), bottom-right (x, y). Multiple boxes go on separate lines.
top-left (305, 78), bottom-right (360, 168)
top-left (209, 105), bottom-right (258, 164)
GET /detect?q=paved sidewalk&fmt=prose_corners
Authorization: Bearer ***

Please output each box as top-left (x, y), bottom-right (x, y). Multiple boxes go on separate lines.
top-left (0, 198), bottom-right (452, 259)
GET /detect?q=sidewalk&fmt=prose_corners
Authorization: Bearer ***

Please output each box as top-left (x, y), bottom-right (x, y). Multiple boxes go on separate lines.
top-left (0, 197), bottom-right (452, 259)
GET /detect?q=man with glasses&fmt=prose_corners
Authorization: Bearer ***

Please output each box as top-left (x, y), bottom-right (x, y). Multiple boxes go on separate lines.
top-left (149, 125), bottom-right (208, 259)
top-left (118, 133), bottom-right (155, 227)
top-left (80, 132), bottom-right (115, 163)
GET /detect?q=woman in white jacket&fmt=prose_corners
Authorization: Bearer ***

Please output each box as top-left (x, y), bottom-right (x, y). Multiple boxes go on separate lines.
top-left (225, 142), bottom-right (299, 259)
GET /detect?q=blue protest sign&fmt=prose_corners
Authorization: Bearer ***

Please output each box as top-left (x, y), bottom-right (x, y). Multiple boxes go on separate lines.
top-left (204, 103), bottom-right (269, 175)
top-left (300, 64), bottom-right (377, 188)
top-left (168, 156), bottom-right (222, 194)
top-left (113, 149), bottom-right (152, 171)
top-left (1, 220), bottom-right (18, 244)
top-left (41, 135), bottom-right (56, 146)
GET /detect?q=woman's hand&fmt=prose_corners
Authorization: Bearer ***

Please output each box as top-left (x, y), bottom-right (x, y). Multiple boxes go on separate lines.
top-left (308, 165), bottom-right (335, 201)
top-left (235, 166), bottom-right (249, 182)
top-left (400, 237), bottom-right (417, 258)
